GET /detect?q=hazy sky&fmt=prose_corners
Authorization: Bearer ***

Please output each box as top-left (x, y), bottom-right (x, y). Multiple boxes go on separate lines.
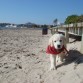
top-left (0, 0), bottom-right (83, 24)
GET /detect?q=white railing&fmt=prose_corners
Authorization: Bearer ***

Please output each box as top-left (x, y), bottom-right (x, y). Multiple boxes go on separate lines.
top-left (52, 22), bottom-right (83, 36)
top-left (51, 22), bottom-right (83, 53)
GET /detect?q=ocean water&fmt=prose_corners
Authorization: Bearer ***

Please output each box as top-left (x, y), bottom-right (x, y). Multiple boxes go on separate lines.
top-left (0, 27), bottom-right (43, 30)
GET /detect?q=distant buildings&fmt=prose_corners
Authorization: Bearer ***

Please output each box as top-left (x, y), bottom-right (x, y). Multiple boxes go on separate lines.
top-left (0, 22), bottom-right (53, 29)
top-left (6, 24), bottom-right (17, 28)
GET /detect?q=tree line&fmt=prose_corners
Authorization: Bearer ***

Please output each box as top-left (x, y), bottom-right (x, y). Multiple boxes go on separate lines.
top-left (53, 14), bottom-right (83, 25)
top-left (65, 14), bottom-right (83, 24)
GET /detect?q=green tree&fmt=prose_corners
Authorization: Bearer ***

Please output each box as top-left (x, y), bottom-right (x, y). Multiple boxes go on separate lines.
top-left (77, 15), bottom-right (83, 22)
top-left (65, 15), bottom-right (78, 24)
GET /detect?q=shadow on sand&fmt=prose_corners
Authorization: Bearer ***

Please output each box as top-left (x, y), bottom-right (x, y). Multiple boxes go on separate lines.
top-left (57, 50), bottom-right (83, 69)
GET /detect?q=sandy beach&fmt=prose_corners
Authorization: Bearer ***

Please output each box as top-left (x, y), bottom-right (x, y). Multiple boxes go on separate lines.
top-left (0, 28), bottom-right (83, 83)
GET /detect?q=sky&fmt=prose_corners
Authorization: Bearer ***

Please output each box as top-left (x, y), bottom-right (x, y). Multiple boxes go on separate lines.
top-left (0, 0), bottom-right (83, 25)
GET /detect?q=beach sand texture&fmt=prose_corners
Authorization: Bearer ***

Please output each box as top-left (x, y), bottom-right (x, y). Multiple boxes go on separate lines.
top-left (0, 29), bottom-right (83, 83)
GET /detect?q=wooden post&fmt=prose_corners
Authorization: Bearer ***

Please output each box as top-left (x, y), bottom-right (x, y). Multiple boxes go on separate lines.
top-left (78, 28), bottom-right (80, 35)
top-left (52, 28), bottom-right (55, 35)
top-left (81, 27), bottom-right (83, 54)
top-left (55, 28), bottom-right (58, 33)
top-left (50, 28), bottom-right (52, 34)
top-left (65, 28), bottom-right (69, 43)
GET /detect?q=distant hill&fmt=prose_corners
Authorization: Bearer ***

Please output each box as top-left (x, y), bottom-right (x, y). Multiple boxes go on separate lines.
top-left (0, 22), bottom-right (51, 29)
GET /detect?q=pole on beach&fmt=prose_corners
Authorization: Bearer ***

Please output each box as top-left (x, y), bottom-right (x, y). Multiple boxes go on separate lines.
top-left (56, 28), bottom-right (58, 33)
top-left (81, 27), bottom-right (83, 54)
top-left (65, 27), bottom-right (69, 43)
top-left (51, 28), bottom-right (55, 35)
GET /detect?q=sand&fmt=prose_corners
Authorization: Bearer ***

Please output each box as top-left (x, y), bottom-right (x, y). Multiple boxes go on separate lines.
top-left (0, 28), bottom-right (83, 83)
